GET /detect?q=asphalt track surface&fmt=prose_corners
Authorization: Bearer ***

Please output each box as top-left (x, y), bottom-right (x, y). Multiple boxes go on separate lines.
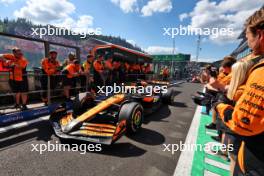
top-left (0, 83), bottom-right (202, 176)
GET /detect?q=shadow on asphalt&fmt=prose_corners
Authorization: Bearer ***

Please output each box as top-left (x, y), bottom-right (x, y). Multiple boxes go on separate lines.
top-left (0, 121), bottom-right (53, 150)
top-left (170, 101), bottom-right (187, 108)
top-left (99, 143), bottom-right (146, 157)
top-left (126, 127), bottom-right (165, 145)
top-left (58, 138), bottom-right (147, 158)
top-left (143, 105), bottom-right (171, 124)
top-left (172, 90), bottom-right (181, 97)
top-left (58, 127), bottom-right (165, 157)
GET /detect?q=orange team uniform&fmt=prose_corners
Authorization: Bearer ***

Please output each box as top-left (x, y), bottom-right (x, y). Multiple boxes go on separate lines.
top-left (131, 64), bottom-right (141, 72)
top-left (216, 60), bottom-right (264, 174)
top-left (3, 54), bottom-right (28, 81)
top-left (218, 73), bottom-right (232, 86)
top-left (41, 58), bottom-right (60, 76)
top-left (105, 60), bottom-right (113, 70)
top-left (141, 65), bottom-right (145, 73)
top-left (93, 60), bottom-right (104, 73)
top-left (125, 63), bottom-right (130, 72)
top-left (145, 65), bottom-right (151, 73)
top-left (217, 71), bottom-right (226, 81)
top-left (65, 63), bottom-right (80, 78)
top-left (83, 61), bottom-right (92, 73)
top-left (113, 61), bottom-right (121, 70)
top-left (163, 68), bottom-right (169, 76)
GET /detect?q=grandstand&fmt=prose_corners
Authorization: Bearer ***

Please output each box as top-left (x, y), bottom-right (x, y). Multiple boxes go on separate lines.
top-left (231, 30), bottom-right (251, 60)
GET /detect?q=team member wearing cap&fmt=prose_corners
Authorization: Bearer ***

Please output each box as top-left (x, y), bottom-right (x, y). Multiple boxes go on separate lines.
top-left (124, 62), bottom-right (130, 81)
top-left (162, 66), bottom-right (169, 81)
top-left (81, 54), bottom-right (94, 92)
top-left (93, 54), bottom-right (105, 91)
top-left (40, 50), bottom-right (61, 105)
top-left (130, 62), bottom-right (141, 81)
top-left (0, 48), bottom-right (29, 110)
top-left (144, 63), bottom-right (151, 74)
top-left (112, 60), bottom-right (121, 84)
top-left (104, 54), bottom-right (114, 86)
top-left (63, 52), bottom-right (76, 68)
top-left (62, 60), bottom-right (81, 100)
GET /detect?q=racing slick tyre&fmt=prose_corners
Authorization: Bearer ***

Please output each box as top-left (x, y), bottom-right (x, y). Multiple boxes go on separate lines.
top-left (118, 102), bottom-right (144, 135)
top-left (162, 88), bottom-right (174, 104)
top-left (72, 92), bottom-right (95, 117)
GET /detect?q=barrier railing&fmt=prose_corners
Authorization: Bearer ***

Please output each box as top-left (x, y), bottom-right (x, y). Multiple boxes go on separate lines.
top-left (0, 71), bottom-right (167, 113)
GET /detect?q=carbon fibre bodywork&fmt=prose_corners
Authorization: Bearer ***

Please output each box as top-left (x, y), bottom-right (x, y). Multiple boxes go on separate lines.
top-left (50, 83), bottom-right (175, 145)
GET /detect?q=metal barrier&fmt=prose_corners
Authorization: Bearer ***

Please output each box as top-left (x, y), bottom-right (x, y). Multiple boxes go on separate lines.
top-left (0, 71), bottom-right (162, 110)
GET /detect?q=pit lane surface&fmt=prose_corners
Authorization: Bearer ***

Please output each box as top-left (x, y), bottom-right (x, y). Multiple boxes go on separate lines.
top-left (0, 83), bottom-right (202, 176)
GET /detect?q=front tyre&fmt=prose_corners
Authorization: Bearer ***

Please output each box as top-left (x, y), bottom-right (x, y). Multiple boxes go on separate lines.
top-left (118, 102), bottom-right (144, 135)
top-left (162, 88), bottom-right (174, 104)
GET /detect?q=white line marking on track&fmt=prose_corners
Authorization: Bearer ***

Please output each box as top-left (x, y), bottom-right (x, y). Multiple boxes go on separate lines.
top-left (204, 170), bottom-right (220, 176)
top-left (204, 158), bottom-right (230, 171)
top-left (206, 131), bottom-right (218, 136)
top-left (171, 81), bottom-right (186, 85)
top-left (173, 105), bottom-right (202, 176)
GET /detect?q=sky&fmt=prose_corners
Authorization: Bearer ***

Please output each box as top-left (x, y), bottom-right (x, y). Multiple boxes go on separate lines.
top-left (0, 0), bottom-right (263, 62)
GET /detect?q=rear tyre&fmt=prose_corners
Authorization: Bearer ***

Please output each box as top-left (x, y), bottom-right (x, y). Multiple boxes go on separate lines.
top-left (118, 102), bottom-right (144, 135)
top-left (162, 88), bottom-right (174, 104)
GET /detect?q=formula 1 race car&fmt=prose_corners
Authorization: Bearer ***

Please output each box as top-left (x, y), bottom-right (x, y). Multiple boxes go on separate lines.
top-left (49, 86), bottom-right (175, 145)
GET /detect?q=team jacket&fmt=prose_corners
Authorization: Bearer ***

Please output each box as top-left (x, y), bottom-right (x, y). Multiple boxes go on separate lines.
top-left (41, 58), bottom-right (60, 76)
top-left (64, 63), bottom-right (80, 78)
top-left (216, 59), bottom-right (264, 136)
top-left (2, 54), bottom-right (28, 81)
top-left (82, 61), bottom-right (93, 74)
top-left (93, 60), bottom-right (104, 73)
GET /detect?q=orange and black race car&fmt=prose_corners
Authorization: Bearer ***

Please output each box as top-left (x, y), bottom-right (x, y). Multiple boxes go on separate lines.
top-left (49, 86), bottom-right (175, 145)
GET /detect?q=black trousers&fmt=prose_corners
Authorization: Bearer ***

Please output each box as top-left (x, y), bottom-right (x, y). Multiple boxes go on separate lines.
top-left (93, 71), bottom-right (104, 92)
top-left (40, 74), bottom-right (57, 100)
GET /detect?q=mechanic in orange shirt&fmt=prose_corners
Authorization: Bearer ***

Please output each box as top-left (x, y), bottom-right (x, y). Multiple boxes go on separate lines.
top-left (131, 62), bottom-right (141, 81)
top-left (124, 62), bottom-right (130, 73)
top-left (81, 54), bottom-right (95, 92)
top-left (0, 48), bottom-right (29, 110)
top-left (62, 52), bottom-right (75, 68)
top-left (140, 63), bottom-right (145, 79)
top-left (93, 54), bottom-right (105, 92)
top-left (40, 50), bottom-right (61, 105)
top-left (162, 67), bottom-right (169, 81)
top-left (124, 62), bottom-right (131, 81)
top-left (62, 60), bottom-right (81, 101)
top-left (104, 54), bottom-right (114, 85)
top-left (112, 60), bottom-right (121, 84)
top-left (144, 63), bottom-right (151, 74)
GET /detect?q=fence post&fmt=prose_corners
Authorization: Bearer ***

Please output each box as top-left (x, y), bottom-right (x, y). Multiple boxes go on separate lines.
top-left (47, 76), bottom-right (51, 105)
top-left (44, 41), bottom-right (50, 58)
